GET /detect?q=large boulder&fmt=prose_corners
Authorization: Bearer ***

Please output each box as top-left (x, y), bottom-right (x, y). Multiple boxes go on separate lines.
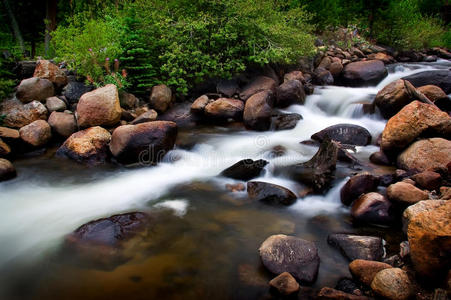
top-left (381, 101), bottom-right (451, 154)
top-left (239, 76), bottom-right (277, 101)
top-left (64, 212), bottom-right (150, 269)
top-left (259, 234), bottom-right (320, 283)
top-left (341, 60), bottom-right (387, 86)
top-left (351, 192), bottom-right (393, 225)
top-left (33, 60), bottom-right (68, 88)
top-left (57, 126), bottom-right (111, 165)
top-left (220, 159), bottom-right (268, 181)
top-left (48, 111), bottom-right (77, 138)
top-left (374, 79), bottom-right (413, 119)
top-left (275, 79), bottom-right (305, 108)
top-left (62, 81), bottom-right (93, 103)
top-left (386, 182), bottom-right (428, 205)
top-left (312, 124), bottom-right (371, 146)
top-left (243, 90), bottom-right (273, 131)
top-left (397, 138), bottom-right (451, 172)
top-left (109, 121), bottom-right (177, 164)
top-left (0, 158), bottom-right (16, 182)
top-left (76, 84), bottom-right (122, 128)
top-left (149, 84), bottom-right (173, 112)
top-left (1, 100), bottom-right (48, 128)
top-left (327, 234), bottom-right (384, 261)
top-left (406, 200), bottom-right (451, 279)
top-left (349, 259), bottom-right (392, 286)
top-left (403, 70), bottom-right (451, 94)
top-left (247, 181), bottom-right (297, 205)
top-left (45, 96), bottom-right (67, 112)
top-left (370, 268), bottom-right (414, 300)
top-left (402, 200), bottom-right (447, 233)
top-left (19, 120), bottom-right (52, 147)
top-left (204, 98), bottom-right (244, 121)
top-left (340, 173), bottom-right (379, 206)
top-left (16, 77), bottom-right (54, 103)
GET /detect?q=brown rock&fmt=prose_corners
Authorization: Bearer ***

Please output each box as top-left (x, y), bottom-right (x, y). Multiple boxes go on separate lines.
top-left (16, 77), bottom-right (54, 103)
top-left (1, 100), bottom-right (48, 128)
top-left (351, 192), bottom-right (393, 225)
top-left (317, 287), bottom-right (369, 300)
top-left (109, 121), bottom-right (177, 164)
top-left (402, 200), bottom-right (447, 233)
top-left (0, 139), bottom-right (11, 157)
top-left (130, 109), bottom-right (158, 125)
top-left (247, 181), bottom-right (297, 206)
top-left (340, 173), bottom-right (379, 206)
top-left (19, 120), bottom-right (52, 147)
top-left (374, 79), bottom-right (413, 119)
top-left (0, 158), bottom-right (16, 182)
top-left (0, 127), bottom-right (20, 140)
top-left (204, 98), bottom-right (244, 121)
top-left (440, 186), bottom-right (451, 200)
top-left (239, 76), bottom-right (277, 100)
top-left (149, 84), bottom-right (172, 112)
top-left (407, 200), bottom-right (451, 279)
top-left (48, 111), bottom-right (77, 138)
top-left (45, 96), bottom-right (66, 112)
top-left (76, 84), bottom-right (122, 128)
top-left (349, 259), bottom-right (392, 286)
top-left (269, 272), bottom-right (300, 295)
top-left (341, 60), bottom-right (387, 86)
top-left (411, 171), bottom-right (442, 190)
top-left (190, 95), bottom-right (210, 114)
top-left (327, 234), bottom-right (384, 261)
top-left (275, 79), bottom-right (305, 108)
top-left (370, 268), bottom-right (414, 300)
top-left (119, 91), bottom-right (138, 109)
top-left (225, 183), bottom-right (245, 192)
top-left (243, 90), bottom-right (273, 131)
top-left (417, 85), bottom-right (448, 103)
top-left (369, 151), bottom-right (391, 166)
top-left (368, 52), bottom-right (395, 64)
top-left (386, 182), bottom-right (428, 205)
top-left (57, 126), bottom-right (111, 165)
top-left (381, 101), bottom-right (451, 153)
top-left (33, 60), bottom-right (68, 88)
top-left (284, 71), bottom-right (305, 83)
top-left (329, 61), bottom-right (343, 77)
top-left (397, 138), bottom-right (451, 172)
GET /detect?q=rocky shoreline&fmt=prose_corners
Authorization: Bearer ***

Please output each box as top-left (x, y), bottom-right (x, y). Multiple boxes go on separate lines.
top-left (0, 45), bottom-right (450, 299)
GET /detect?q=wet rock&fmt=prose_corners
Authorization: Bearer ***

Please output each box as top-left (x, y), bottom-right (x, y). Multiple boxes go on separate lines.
top-left (351, 192), bottom-right (393, 225)
top-left (0, 139), bottom-right (11, 157)
top-left (397, 138), bottom-right (451, 172)
top-left (288, 139), bottom-right (339, 192)
top-left (284, 71), bottom-right (305, 83)
top-left (62, 81), bottom-right (93, 103)
top-left (149, 84), bottom-right (172, 112)
top-left (311, 124), bottom-right (371, 146)
top-left (269, 272), bottom-right (300, 295)
top-left (327, 234), bottom-right (384, 261)
top-left (158, 102), bottom-right (197, 128)
top-left (329, 61), bottom-right (343, 78)
top-left (0, 158), bottom-right (16, 182)
top-left (349, 259), bottom-right (392, 286)
top-left (417, 85), bottom-right (449, 103)
top-left (411, 171), bottom-right (441, 190)
top-left (225, 183), bottom-right (245, 192)
top-left (1, 100), bottom-right (48, 129)
top-left (19, 120), bottom-right (52, 147)
top-left (190, 95), bottom-right (210, 114)
top-left (407, 200), bottom-right (450, 279)
top-left (64, 212), bottom-right (150, 269)
top-left (57, 126), bottom-right (111, 165)
top-left (381, 101), bottom-right (451, 154)
top-left (76, 84), bottom-right (121, 128)
top-left (237, 264), bottom-right (267, 287)
top-left (403, 69), bottom-right (451, 94)
top-left (48, 111), bottom-right (77, 138)
top-left (370, 268), bottom-right (414, 300)
top-left (387, 182), bottom-right (429, 205)
top-left (313, 67), bottom-right (334, 85)
top-left (340, 173), bottom-right (379, 206)
top-left (275, 79), bottom-right (305, 108)
top-left (369, 151), bottom-right (391, 166)
top-left (33, 60), bottom-right (67, 88)
top-left (374, 79), bottom-right (413, 119)
top-left (220, 159), bottom-right (268, 181)
top-left (130, 109), bottom-right (158, 125)
top-left (217, 79), bottom-right (239, 97)
top-left (16, 77), bottom-right (54, 103)
top-left (239, 76), bottom-right (277, 101)
top-left (341, 60), bottom-right (387, 86)
top-left (45, 96), bottom-right (66, 112)
top-left (317, 287), bottom-right (369, 300)
top-left (204, 98), bottom-right (244, 121)
top-left (368, 52), bottom-right (395, 64)
top-left (273, 113), bottom-right (302, 131)
top-left (243, 90), bottom-right (274, 131)
top-left (259, 234), bottom-right (320, 283)
top-left (119, 91), bottom-right (138, 109)
top-left (109, 121), bottom-right (177, 164)
top-left (247, 181), bottom-right (297, 205)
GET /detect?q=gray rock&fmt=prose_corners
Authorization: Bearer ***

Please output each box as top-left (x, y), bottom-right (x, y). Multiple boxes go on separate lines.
top-left (327, 233), bottom-right (385, 261)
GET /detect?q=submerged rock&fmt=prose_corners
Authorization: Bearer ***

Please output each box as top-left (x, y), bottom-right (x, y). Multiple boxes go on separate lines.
top-left (327, 234), bottom-right (384, 261)
top-left (312, 124), bottom-right (372, 146)
top-left (220, 159), bottom-right (268, 181)
top-left (247, 181), bottom-right (297, 205)
top-left (341, 60), bottom-right (387, 86)
top-left (340, 173), bottom-right (379, 206)
top-left (0, 158), bottom-right (16, 182)
top-left (259, 234), bottom-right (320, 283)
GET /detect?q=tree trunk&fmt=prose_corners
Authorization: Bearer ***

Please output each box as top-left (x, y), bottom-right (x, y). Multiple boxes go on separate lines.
top-left (2, 0), bottom-right (25, 53)
top-left (44, 0), bottom-right (57, 57)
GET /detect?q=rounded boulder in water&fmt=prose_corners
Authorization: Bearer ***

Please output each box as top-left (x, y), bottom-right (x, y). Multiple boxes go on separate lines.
top-left (311, 124), bottom-right (372, 146)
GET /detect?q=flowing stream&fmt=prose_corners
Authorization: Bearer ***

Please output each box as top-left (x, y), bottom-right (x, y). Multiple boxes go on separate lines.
top-left (0, 60), bottom-right (450, 300)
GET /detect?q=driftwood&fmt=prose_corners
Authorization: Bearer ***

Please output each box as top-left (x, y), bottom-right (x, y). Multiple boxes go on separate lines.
top-left (403, 80), bottom-right (436, 106)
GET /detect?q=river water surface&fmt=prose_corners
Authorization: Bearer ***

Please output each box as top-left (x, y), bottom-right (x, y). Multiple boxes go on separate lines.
top-left (1, 60), bottom-right (450, 300)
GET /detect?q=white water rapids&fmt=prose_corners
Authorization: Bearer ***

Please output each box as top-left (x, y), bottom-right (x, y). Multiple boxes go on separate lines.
top-left (0, 60), bottom-right (449, 269)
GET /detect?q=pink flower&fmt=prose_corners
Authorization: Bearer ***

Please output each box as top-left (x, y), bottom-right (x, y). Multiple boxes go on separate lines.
top-left (88, 48), bottom-right (92, 52)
